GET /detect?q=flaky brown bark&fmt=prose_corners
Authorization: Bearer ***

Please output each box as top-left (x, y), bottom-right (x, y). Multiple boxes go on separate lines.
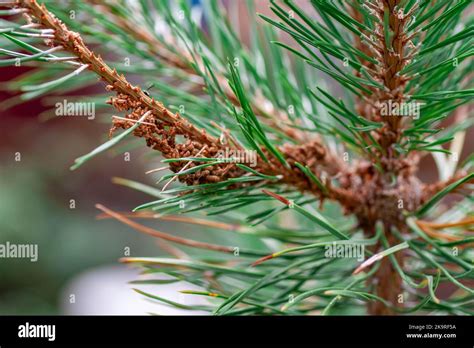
top-left (349, 0), bottom-right (416, 314)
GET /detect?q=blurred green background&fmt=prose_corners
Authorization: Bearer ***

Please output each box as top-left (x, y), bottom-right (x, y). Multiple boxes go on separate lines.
top-left (0, 87), bottom-right (169, 313)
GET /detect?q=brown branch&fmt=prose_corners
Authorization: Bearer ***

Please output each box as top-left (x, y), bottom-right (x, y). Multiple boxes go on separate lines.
top-left (8, 0), bottom-right (350, 203)
top-left (351, 0), bottom-right (417, 161)
top-left (350, 0), bottom-right (415, 315)
top-left (367, 224), bottom-right (403, 315)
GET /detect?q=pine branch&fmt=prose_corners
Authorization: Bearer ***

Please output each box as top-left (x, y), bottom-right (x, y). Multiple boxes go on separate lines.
top-left (2, 0), bottom-right (472, 316)
top-left (4, 0), bottom-right (351, 202)
top-left (349, 0), bottom-right (416, 156)
top-left (86, 0), bottom-right (308, 143)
